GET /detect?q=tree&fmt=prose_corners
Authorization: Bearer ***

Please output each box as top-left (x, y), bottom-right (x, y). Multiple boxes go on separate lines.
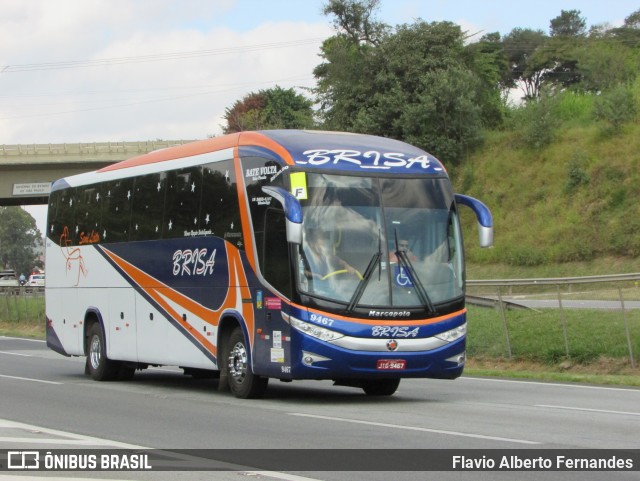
top-left (607, 8), bottom-right (640, 47)
top-left (550, 9), bottom-right (586, 37)
top-left (366, 21), bottom-right (486, 162)
top-left (222, 92), bottom-right (266, 133)
top-left (322, 0), bottom-right (388, 46)
top-left (314, 0), bottom-right (387, 129)
top-left (398, 66), bottom-right (484, 162)
top-left (315, 4), bottom-right (497, 164)
top-left (0, 207), bottom-right (43, 275)
top-left (625, 9), bottom-right (640, 29)
top-left (260, 87), bottom-right (316, 130)
top-left (531, 10), bottom-right (589, 89)
top-left (464, 31), bottom-right (510, 126)
top-left (501, 28), bottom-right (548, 99)
top-left (222, 86), bottom-right (314, 134)
top-left (576, 38), bottom-right (638, 91)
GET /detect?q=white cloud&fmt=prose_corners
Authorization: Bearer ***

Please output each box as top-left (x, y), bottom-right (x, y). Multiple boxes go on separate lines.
top-left (0, 1), bottom-right (331, 144)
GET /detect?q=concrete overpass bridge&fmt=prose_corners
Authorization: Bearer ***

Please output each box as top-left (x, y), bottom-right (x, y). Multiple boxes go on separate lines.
top-left (0, 140), bottom-right (196, 206)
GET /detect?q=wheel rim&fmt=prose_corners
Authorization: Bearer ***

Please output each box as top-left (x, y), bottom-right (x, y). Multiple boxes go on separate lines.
top-left (228, 342), bottom-right (248, 384)
top-left (89, 335), bottom-right (101, 370)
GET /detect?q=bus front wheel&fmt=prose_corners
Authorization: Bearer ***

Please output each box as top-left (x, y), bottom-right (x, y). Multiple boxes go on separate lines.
top-left (86, 323), bottom-right (119, 381)
top-left (226, 327), bottom-right (268, 399)
top-left (361, 378), bottom-right (400, 396)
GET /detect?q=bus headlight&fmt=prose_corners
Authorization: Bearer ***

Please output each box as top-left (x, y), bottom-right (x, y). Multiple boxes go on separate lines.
top-left (434, 323), bottom-right (466, 342)
top-left (289, 317), bottom-right (344, 342)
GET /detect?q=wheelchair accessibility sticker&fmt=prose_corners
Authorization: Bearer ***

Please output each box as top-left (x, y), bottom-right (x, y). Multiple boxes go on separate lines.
top-left (394, 266), bottom-right (414, 287)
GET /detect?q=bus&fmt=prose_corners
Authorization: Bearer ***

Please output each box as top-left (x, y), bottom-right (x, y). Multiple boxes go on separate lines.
top-left (45, 130), bottom-right (492, 398)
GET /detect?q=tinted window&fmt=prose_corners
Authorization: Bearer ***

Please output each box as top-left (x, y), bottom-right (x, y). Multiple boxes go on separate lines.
top-left (130, 173), bottom-right (166, 241)
top-left (164, 167), bottom-right (203, 238)
top-left (76, 185), bottom-right (102, 244)
top-left (102, 178), bottom-right (133, 243)
top-left (201, 160), bottom-right (242, 245)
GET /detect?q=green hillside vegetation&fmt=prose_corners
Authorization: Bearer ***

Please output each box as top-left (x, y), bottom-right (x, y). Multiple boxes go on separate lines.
top-left (221, 3), bottom-right (640, 283)
top-left (453, 79), bottom-right (640, 279)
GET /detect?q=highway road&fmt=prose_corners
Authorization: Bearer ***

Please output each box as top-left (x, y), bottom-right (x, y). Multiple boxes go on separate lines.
top-left (0, 335), bottom-right (639, 481)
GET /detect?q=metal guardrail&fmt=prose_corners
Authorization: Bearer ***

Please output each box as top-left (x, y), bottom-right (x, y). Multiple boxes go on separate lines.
top-left (467, 273), bottom-right (639, 368)
top-left (466, 294), bottom-right (531, 310)
top-left (0, 286), bottom-right (44, 295)
top-left (468, 272), bottom-right (640, 286)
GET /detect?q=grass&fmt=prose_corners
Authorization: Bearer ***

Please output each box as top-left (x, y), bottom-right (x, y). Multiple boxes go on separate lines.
top-left (451, 87), bottom-right (640, 269)
top-left (464, 302), bottom-right (640, 386)
top-left (2, 293), bottom-right (639, 387)
top-left (0, 293), bottom-right (45, 325)
top-left (0, 319), bottom-right (44, 339)
top-left (465, 358), bottom-right (640, 387)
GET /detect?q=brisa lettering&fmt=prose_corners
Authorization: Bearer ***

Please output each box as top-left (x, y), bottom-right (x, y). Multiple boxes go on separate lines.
top-left (173, 248), bottom-right (216, 276)
top-left (299, 149), bottom-right (438, 170)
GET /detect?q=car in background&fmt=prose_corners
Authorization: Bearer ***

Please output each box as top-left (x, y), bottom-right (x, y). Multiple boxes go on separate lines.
top-left (28, 273), bottom-right (45, 287)
top-left (0, 270), bottom-right (19, 288)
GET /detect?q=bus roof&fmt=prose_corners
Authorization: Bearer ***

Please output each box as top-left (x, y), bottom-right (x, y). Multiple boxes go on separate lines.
top-left (52, 130), bottom-right (446, 191)
top-left (99, 130), bottom-right (444, 174)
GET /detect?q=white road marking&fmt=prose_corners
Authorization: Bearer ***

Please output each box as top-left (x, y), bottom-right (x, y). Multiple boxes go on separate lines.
top-left (0, 419), bottom-right (146, 449)
top-left (461, 376), bottom-right (640, 393)
top-left (0, 350), bottom-right (31, 356)
top-left (0, 374), bottom-right (61, 385)
top-left (0, 336), bottom-right (46, 343)
top-left (536, 404), bottom-right (640, 416)
top-left (288, 413), bottom-right (541, 445)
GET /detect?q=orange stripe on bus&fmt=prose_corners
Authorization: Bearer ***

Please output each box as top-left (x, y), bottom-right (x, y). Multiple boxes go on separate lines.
top-left (288, 300), bottom-right (466, 327)
top-left (101, 241), bottom-right (256, 354)
top-left (98, 131), bottom-right (296, 173)
top-left (237, 131), bottom-right (295, 165)
top-left (98, 135), bottom-right (242, 172)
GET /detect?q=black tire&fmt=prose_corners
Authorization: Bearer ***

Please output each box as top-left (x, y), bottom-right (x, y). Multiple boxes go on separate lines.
top-left (117, 363), bottom-right (136, 381)
top-left (86, 323), bottom-right (119, 381)
top-left (361, 378), bottom-right (400, 396)
top-left (226, 327), bottom-right (268, 399)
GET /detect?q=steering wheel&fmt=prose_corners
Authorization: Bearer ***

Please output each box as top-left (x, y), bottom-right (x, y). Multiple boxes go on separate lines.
top-left (321, 269), bottom-right (364, 281)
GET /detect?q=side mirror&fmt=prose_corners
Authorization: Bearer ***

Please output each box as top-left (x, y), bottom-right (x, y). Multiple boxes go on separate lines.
top-left (261, 186), bottom-right (303, 244)
top-left (454, 194), bottom-right (493, 248)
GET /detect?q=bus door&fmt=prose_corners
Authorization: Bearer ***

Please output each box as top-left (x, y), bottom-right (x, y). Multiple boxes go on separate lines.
top-left (251, 290), bottom-right (294, 379)
top-left (250, 206), bottom-right (294, 379)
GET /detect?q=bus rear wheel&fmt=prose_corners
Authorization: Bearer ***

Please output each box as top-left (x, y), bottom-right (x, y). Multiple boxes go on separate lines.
top-left (86, 323), bottom-right (119, 381)
top-left (226, 327), bottom-right (268, 399)
top-left (361, 378), bottom-right (400, 396)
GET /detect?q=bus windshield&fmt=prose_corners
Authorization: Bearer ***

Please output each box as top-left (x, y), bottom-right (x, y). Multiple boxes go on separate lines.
top-left (295, 173), bottom-right (464, 308)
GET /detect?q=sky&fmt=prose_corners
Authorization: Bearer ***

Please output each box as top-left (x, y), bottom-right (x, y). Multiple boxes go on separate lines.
top-left (3, 0), bottom-right (637, 231)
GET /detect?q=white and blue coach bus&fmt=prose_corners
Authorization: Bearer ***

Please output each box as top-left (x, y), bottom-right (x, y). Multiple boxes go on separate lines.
top-left (45, 130), bottom-right (492, 398)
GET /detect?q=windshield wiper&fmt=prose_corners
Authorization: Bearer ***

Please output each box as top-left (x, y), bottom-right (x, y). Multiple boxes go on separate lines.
top-left (393, 232), bottom-right (435, 314)
top-left (346, 229), bottom-right (382, 313)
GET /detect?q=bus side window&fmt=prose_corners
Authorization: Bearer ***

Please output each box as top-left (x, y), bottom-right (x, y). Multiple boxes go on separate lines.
top-left (262, 208), bottom-right (291, 298)
top-left (130, 173), bottom-right (166, 241)
top-left (102, 179), bottom-right (133, 243)
top-left (201, 160), bottom-right (239, 237)
top-left (164, 167), bottom-right (203, 238)
top-left (53, 188), bottom-right (77, 245)
top-left (48, 190), bottom-right (61, 242)
top-left (76, 185), bottom-right (102, 244)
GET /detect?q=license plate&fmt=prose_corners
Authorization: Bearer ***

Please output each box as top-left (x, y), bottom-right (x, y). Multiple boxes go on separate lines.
top-left (376, 359), bottom-right (406, 370)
